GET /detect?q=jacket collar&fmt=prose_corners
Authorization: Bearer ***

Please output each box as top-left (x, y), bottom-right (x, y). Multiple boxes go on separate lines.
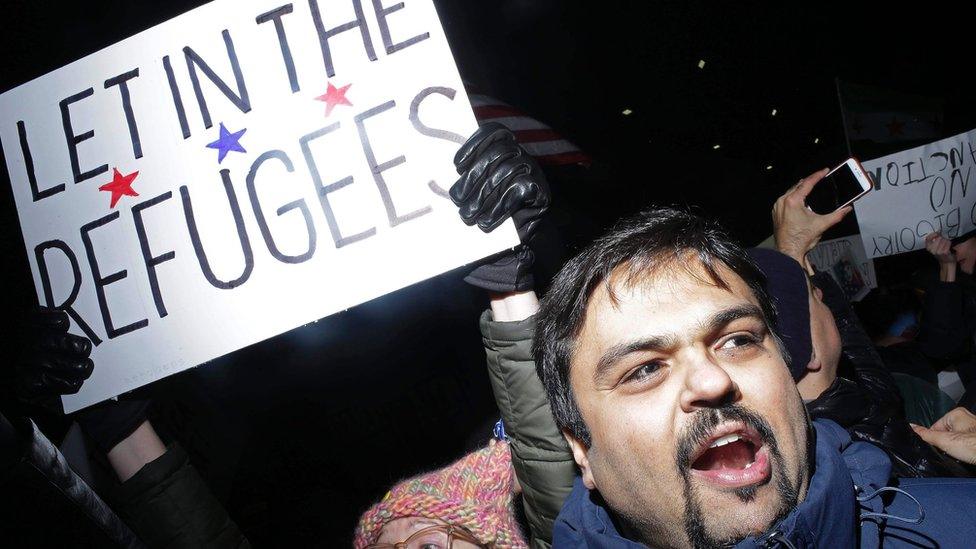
top-left (734, 420), bottom-right (866, 548)
top-left (555, 420), bottom-right (889, 548)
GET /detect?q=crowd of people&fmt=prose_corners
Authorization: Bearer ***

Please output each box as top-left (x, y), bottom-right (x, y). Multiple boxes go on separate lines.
top-left (3, 121), bottom-right (976, 548)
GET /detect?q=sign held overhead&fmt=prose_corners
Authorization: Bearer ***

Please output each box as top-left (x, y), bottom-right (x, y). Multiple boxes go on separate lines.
top-left (0, 0), bottom-right (519, 412)
top-left (855, 129), bottom-right (976, 259)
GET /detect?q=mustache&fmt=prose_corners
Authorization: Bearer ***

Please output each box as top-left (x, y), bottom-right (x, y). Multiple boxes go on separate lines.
top-left (675, 403), bottom-right (777, 474)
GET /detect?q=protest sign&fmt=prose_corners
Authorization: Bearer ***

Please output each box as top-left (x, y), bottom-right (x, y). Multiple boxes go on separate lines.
top-left (854, 129), bottom-right (976, 259)
top-left (808, 235), bottom-right (877, 301)
top-left (0, 0), bottom-right (519, 412)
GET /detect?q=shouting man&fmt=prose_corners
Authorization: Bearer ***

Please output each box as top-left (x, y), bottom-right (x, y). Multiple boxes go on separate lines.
top-left (534, 208), bottom-right (976, 548)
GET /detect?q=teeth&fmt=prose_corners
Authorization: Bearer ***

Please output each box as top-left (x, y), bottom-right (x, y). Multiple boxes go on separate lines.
top-left (744, 461), bottom-right (754, 469)
top-left (708, 434), bottom-right (742, 448)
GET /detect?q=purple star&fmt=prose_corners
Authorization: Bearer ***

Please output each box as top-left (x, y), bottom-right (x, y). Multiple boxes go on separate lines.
top-left (206, 123), bottom-right (247, 163)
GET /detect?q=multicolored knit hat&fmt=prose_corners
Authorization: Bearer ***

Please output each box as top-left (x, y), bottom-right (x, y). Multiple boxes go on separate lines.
top-left (353, 439), bottom-right (527, 548)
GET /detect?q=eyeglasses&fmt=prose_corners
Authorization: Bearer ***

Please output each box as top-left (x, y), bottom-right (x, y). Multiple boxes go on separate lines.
top-left (365, 524), bottom-right (486, 549)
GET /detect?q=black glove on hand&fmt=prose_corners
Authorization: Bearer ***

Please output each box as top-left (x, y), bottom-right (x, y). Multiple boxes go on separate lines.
top-left (5, 308), bottom-right (94, 414)
top-left (451, 122), bottom-right (550, 293)
top-left (5, 307), bottom-right (149, 453)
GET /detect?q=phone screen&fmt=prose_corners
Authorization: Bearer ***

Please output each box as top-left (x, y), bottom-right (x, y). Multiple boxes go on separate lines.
top-left (805, 163), bottom-right (868, 215)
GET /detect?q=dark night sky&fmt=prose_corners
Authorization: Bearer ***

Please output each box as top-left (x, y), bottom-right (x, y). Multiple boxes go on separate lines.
top-left (1, 1), bottom-right (972, 545)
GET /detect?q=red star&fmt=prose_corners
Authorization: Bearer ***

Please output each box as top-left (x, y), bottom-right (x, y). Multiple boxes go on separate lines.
top-left (886, 116), bottom-right (905, 137)
top-left (98, 168), bottom-right (139, 208)
top-left (315, 82), bottom-right (352, 116)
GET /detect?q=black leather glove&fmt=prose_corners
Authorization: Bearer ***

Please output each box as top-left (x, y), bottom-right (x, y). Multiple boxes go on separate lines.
top-left (5, 308), bottom-right (94, 414)
top-left (451, 122), bottom-right (550, 292)
top-left (5, 307), bottom-right (149, 453)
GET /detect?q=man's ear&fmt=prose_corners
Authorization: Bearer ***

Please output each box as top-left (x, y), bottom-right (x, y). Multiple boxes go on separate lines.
top-left (563, 430), bottom-right (596, 490)
top-left (805, 354), bottom-right (822, 373)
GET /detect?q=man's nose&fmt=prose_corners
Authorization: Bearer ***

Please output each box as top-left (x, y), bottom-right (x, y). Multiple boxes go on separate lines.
top-left (678, 353), bottom-right (739, 413)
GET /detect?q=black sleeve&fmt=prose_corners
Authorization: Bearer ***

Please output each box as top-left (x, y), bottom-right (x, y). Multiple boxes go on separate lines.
top-left (810, 271), bottom-right (904, 412)
top-left (0, 412), bottom-right (142, 548)
top-left (916, 281), bottom-right (970, 361)
top-left (113, 444), bottom-right (249, 549)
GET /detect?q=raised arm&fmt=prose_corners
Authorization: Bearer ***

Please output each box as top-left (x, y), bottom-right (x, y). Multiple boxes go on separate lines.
top-left (7, 307), bottom-right (249, 548)
top-left (452, 124), bottom-right (575, 548)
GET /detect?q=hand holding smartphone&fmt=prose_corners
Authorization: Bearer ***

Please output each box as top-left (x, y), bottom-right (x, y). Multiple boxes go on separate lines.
top-left (773, 163), bottom-right (868, 270)
top-left (804, 158), bottom-right (873, 215)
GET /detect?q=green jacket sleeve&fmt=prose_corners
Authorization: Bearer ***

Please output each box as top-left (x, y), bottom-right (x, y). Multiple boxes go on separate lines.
top-left (480, 310), bottom-right (576, 549)
top-left (113, 443), bottom-right (249, 549)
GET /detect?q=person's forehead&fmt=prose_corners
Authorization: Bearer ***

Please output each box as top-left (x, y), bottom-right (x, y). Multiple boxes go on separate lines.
top-left (956, 237), bottom-right (976, 252)
top-left (577, 261), bottom-right (759, 346)
top-left (376, 517), bottom-right (445, 543)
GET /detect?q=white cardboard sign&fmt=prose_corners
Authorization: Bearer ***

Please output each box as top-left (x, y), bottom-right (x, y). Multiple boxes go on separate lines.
top-left (855, 129), bottom-right (976, 259)
top-left (0, 0), bottom-right (518, 412)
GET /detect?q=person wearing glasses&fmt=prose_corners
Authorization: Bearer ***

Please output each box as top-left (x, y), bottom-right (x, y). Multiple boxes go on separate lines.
top-left (354, 436), bottom-right (526, 549)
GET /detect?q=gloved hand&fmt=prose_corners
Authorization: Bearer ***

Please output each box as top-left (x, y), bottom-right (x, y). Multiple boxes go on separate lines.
top-left (5, 307), bottom-right (94, 414)
top-left (451, 122), bottom-right (550, 292)
top-left (5, 307), bottom-right (149, 454)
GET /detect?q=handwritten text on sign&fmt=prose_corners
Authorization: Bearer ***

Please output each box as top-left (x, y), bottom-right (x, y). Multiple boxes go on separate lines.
top-left (0, 0), bottom-right (518, 412)
top-left (855, 129), bottom-right (976, 259)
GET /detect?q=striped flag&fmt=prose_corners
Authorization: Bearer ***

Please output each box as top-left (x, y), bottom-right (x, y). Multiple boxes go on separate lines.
top-left (468, 93), bottom-right (591, 167)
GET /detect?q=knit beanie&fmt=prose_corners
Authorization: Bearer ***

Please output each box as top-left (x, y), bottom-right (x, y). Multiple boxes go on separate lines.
top-left (354, 439), bottom-right (528, 548)
top-left (747, 248), bottom-right (812, 380)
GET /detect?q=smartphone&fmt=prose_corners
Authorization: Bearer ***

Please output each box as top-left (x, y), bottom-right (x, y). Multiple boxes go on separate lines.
top-left (804, 158), bottom-right (873, 215)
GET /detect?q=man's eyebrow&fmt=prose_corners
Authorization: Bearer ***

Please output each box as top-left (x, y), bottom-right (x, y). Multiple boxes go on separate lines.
top-left (593, 334), bottom-right (675, 384)
top-left (590, 303), bottom-right (765, 385)
top-left (703, 303), bottom-right (766, 334)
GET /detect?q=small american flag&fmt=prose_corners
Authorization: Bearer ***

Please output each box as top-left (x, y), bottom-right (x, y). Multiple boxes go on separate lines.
top-left (468, 93), bottom-right (591, 167)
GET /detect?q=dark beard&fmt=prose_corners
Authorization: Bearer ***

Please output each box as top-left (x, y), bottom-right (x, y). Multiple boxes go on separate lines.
top-left (675, 404), bottom-right (801, 549)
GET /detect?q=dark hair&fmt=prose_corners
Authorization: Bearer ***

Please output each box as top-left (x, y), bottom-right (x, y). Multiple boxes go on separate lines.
top-left (533, 207), bottom-right (778, 446)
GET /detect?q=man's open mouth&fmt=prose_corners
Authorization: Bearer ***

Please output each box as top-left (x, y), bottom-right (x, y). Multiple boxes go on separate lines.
top-left (688, 422), bottom-right (771, 489)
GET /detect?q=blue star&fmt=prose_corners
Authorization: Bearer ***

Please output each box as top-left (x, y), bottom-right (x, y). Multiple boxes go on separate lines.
top-left (206, 123), bottom-right (247, 163)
